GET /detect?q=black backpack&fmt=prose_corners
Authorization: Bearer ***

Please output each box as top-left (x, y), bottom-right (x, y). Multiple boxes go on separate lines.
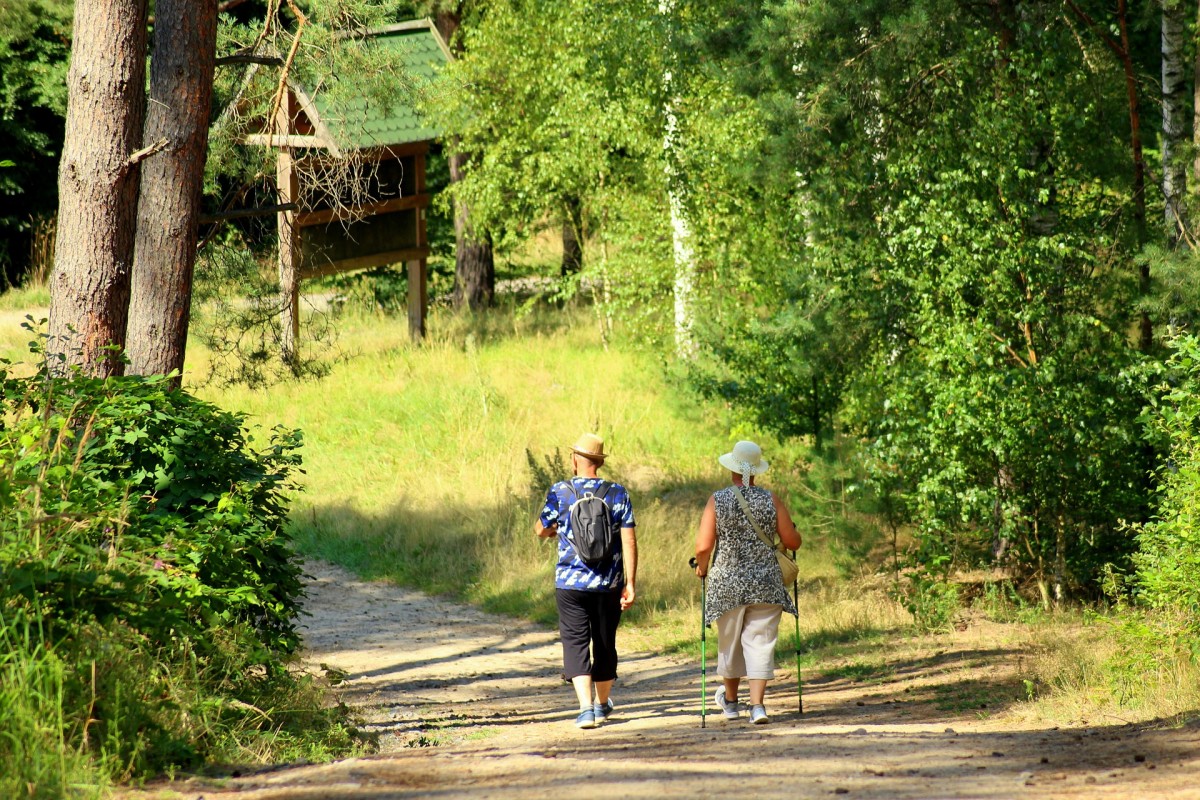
top-left (566, 481), bottom-right (619, 570)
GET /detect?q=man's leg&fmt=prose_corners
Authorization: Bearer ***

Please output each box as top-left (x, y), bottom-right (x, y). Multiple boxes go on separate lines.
top-left (590, 590), bottom-right (622, 705)
top-left (556, 589), bottom-right (594, 709)
top-left (571, 675), bottom-right (595, 709)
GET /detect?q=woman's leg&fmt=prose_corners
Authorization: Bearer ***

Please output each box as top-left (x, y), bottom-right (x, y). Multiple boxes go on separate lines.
top-left (715, 605), bottom-right (749, 703)
top-left (741, 604), bottom-right (784, 704)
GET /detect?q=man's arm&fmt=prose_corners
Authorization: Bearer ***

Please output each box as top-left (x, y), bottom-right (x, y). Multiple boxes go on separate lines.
top-left (536, 486), bottom-right (560, 538)
top-left (620, 526), bottom-right (637, 610)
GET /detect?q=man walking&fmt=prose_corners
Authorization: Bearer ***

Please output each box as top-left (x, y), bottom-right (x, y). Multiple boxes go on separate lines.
top-left (536, 433), bottom-right (638, 729)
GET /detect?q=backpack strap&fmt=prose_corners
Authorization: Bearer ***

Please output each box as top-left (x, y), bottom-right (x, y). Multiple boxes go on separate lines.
top-left (731, 485), bottom-right (778, 551)
top-left (566, 479), bottom-right (610, 505)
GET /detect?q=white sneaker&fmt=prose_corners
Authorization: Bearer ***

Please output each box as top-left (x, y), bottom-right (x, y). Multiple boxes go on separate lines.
top-left (714, 688), bottom-right (740, 719)
top-left (750, 704), bottom-right (769, 724)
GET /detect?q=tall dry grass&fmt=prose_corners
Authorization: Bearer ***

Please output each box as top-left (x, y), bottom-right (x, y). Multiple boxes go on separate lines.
top-left (1010, 612), bottom-right (1200, 727)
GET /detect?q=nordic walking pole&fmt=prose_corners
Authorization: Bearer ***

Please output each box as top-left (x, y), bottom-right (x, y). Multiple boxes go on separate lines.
top-left (794, 571), bottom-right (803, 715)
top-left (690, 557), bottom-right (707, 728)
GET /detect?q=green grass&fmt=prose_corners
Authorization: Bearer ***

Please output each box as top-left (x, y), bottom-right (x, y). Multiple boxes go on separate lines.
top-left (189, 301), bottom-right (885, 653)
top-left (0, 620), bottom-right (108, 800)
top-left (0, 284), bottom-right (50, 312)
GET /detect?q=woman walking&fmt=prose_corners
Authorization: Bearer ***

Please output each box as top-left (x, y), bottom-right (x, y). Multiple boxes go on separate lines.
top-left (693, 440), bottom-right (801, 724)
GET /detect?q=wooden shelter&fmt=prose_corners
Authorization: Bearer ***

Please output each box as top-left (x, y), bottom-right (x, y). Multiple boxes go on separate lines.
top-left (245, 19), bottom-right (452, 352)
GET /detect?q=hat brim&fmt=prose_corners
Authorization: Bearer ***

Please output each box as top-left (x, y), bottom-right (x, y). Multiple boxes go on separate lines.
top-left (719, 452), bottom-right (768, 475)
top-left (571, 447), bottom-right (607, 460)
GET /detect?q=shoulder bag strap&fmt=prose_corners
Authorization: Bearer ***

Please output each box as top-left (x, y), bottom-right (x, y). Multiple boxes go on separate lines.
top-left (731, 485), bottom-right (779, 551)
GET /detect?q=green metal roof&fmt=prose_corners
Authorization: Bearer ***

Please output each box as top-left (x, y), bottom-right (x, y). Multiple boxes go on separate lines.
top-left (307, 20), bottom-right (450, 151)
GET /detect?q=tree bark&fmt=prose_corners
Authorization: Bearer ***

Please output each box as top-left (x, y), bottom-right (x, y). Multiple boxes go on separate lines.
top-left (660, 0), bottom-right (696, 359)
top-left (1194, 0), bottom-right (1200, 185)
top-left (561, 195), bottom-right (583, 276)
top-left (126, 0), bottom-right (219, 384)
top-left (449, 145), bottom-right (495, 310)
top-left (48, 0), bottom-right (149, 377)
top-left (437, 8), bottom-right (495, 311)
top-left (1162, 0), bottom-right (1188, 242)
top-left (1115, 0), bottom-right (1152, 351)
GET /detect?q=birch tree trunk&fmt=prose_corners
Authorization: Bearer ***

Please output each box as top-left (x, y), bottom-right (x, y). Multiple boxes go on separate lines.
top-left (1162, 0), bottom-right (1188, 242)
top-left (659, 1), bottom-right (696, 360)
top-left (126, 0), bottom-right (219, 383)
top-left (48, 0), bottom-right (148, 376)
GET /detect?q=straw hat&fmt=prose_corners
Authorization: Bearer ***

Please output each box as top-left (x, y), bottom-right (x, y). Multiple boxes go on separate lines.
top-left (570, 433), bottom-right (608, 461)
top-left (719, 440), bottom-right (769, 477)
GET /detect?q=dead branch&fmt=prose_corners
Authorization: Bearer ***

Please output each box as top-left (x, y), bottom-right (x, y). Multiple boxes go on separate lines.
top-left (122, 137), bottom-right (169, 174)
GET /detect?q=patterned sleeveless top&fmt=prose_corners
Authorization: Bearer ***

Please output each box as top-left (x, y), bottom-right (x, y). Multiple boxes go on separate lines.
top-left (704, 485), bottom-right (797, 625)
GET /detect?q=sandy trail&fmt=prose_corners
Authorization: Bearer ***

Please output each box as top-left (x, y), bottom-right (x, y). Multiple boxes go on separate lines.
top-left (147, 561), bottom-right (1200, 799)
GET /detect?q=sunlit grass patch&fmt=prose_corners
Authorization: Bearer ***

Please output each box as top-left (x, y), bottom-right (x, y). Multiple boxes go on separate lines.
top-left (1008, 611), bottom-right (1200, 727)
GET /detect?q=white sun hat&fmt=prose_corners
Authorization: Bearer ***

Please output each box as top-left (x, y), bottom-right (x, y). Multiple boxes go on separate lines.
top-left (719, 440), bottom-right (769, 477)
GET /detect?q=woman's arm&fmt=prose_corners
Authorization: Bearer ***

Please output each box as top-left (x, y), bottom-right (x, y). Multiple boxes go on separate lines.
top-left (773, 492), bottom-right (801, 550)
top-left (694, 495), bottom-right (717, 577)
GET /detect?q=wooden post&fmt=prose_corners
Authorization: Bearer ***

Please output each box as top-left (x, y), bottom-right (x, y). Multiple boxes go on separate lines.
top-left (407, 256), bottom-right (427, 340)
top-left (276, 91), bottom-right (301, 364)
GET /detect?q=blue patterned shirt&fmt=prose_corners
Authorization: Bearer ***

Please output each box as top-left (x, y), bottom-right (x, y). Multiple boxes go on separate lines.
top-left (540, 477), bottom-right (636, 591)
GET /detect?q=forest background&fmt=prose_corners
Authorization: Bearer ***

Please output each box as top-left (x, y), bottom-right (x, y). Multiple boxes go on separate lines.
top-left (5, 0), bottom-right (1200, 796)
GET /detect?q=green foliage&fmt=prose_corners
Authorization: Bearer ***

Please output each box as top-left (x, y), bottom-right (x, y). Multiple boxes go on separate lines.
top-left (0, 0), bottom-right (71, 277)
top-left (432, 0), bottom-right (679, 342)
top-left (191, 234), bottom-right (337, 387)
top-left (1, 345), bottom-right (307, 659)
top-left (895, 566), bottom-right (960, 632)
top-left (0, 343), bottom-right (359, 787)
top-left (437, 0), bottom-right (666, 243)
top-left (1134, 334), bottom-right (1200, 639)
top-left (682, 0), bottom-right (1154, 596)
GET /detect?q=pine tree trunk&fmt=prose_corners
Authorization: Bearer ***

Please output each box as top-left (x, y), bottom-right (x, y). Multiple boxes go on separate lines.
top-left (1115, 0), bottom-right (1152, 351)
top-left (48, 0), bottom-right (148, 377)
top-left (1193, 1), bottom-right (1200, 187)
top-left (126, 0), bottom-right (219, 383)
top-left (1162, 0), bottom-right (1188, 241)
top-left (437, 9), bottom-right (495, 311)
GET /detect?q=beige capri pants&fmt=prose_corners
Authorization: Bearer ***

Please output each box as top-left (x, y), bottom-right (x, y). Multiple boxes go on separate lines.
top-left (715, 603), bottom-right (784, 680)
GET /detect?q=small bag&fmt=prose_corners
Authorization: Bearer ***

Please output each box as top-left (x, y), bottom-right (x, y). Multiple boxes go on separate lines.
top-left (731, 485), bottom-right (799, 586)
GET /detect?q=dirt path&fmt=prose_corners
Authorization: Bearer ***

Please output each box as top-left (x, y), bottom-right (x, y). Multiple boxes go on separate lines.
top-left (147, 562), bottom-right (1200, 799)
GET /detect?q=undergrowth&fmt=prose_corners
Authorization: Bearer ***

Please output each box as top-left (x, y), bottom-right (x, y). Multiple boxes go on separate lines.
top-left (0, 346), bottom-right (363, 797)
